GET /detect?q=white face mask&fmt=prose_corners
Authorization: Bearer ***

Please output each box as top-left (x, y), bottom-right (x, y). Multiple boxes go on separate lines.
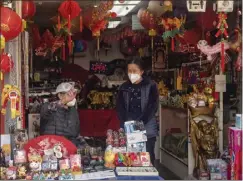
top-left (128, 73), bottom-right (141, 84)
top-left (66, 98), bottom-right (76, 107)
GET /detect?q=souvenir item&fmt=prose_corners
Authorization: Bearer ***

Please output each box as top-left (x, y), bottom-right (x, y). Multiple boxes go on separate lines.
top-left (235, 114), bottom-right (242, 129)
top-left (17, 165), bottom-right (27, 179)
top-left (127, 142), bottom-right (146, 152)
top-left (14, 149), bottom-right (27, 164)
top-left (140, 152), bottom-right (151, 166)
top-left (6, 166), bottom-right (17, 180)
top-left (106, 129), bottom-right (113, 146)
top-left (25, 173), bottom-right (32, 180)
top-left (28, 153), bottom-right (42, 172)
top-left (0, 167), bottom-right (6, 180)
top-left (14, 129), bottom-right (28, 149)
top-left (59, 159), bottom-right (70, 170)
top-left (53, 145), bottom-right (62, 159)
top-left (104, 146), bottom-right (115, 169)
top-left (32, 172), bottom-right (40, 180)
top-left (70, 154), bottom-right (82, 174)
top-left (58, 169), bottom-right (73, 180)
top-left (207, 159), bottom-right (228, 180)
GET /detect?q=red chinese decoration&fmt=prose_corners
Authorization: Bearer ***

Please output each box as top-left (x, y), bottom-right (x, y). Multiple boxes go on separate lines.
top-left (22, 0), bottom-right (36, 20)
top-left (0, 6), bottom-right (22, 41)
top-left (215, 13), bottom-right (228, 73)
top-left (58, 0), bottom-right (82, 53)
top-left (0, 53), bottom-right (13, 73)
top-left (24, 135), bottom-right (77, 158)
top-left (35, 30), bottom-right (64, 57)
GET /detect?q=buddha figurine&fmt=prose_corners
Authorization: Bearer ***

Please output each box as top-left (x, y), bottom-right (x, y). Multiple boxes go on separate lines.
top-left (190, 116), bottom-right (219, 178)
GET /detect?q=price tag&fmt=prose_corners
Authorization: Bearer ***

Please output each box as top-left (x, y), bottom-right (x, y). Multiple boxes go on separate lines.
top-left (215, 74), bottom-right (226, 92)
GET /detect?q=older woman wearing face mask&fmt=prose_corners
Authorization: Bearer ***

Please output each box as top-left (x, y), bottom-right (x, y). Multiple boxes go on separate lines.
top-left (40, 82), bottom-right (80, 146)
top-left (116, 58), bottom-right (159, 165)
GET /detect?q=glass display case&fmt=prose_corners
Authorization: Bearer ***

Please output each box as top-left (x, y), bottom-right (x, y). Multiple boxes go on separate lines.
top-left (159, 105), bottom-right (188, 179)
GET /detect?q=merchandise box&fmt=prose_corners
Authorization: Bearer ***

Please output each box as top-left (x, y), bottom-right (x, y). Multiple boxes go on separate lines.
top-left (28, 113), bottom-right (40, 140)
top-left (116, 167), bottom-right (159, 176)
top-left (235, 114), bottom-right (242, 129)
top-left (127, 142), bottom-right (146, 153)
top-left (126, 132), bottom-right (147, 144)
top-left (228, 127), bottom-right (242, 151)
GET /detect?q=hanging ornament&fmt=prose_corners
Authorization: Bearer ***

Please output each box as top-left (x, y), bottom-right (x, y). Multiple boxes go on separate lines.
top-left (161, 16), bottom-right (186, 51)
top-left (0, 6), bottom-right (22, 41)
top-left (58, 0), bottom-right (82, 53)
top-left (1, 85), bottom-right (21, 119)
top-left (0, 34), bottom-right (5, 51)
top-left (0, 53), bottom-right (14, 80)
top-left (22, 0), bottom-right (36, 20)
top-left (215, 12), bottom-right (228, 73)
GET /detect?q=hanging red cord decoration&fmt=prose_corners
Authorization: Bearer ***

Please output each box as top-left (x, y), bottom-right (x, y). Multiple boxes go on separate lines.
top-left (58, 0), bottom-right (82, 53)
top-left (215, 13), bottom-right (228, 73)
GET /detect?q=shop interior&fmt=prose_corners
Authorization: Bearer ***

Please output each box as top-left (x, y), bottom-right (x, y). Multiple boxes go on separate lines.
top-left (0, 0), bottom-right (242, 180)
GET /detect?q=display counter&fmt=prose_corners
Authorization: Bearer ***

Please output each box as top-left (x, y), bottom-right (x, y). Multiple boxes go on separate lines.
top-left (78, 109), bottom-right (120, 137)
top-left (159, 106), bottom-right (188, 179)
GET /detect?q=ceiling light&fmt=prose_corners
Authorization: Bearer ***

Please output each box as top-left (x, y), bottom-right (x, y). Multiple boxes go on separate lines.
top-left (111, 0), bottom-right (141, 17)
top-left (108, 21), bottom-right (121, 29)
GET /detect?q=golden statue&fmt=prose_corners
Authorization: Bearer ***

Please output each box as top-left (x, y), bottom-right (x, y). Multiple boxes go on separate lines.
top-left (190, 112), bottom-right (219, 178)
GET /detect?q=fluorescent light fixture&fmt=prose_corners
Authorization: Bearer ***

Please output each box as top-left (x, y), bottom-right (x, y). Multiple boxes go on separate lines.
top-left (111, 0), bottom-right (141, 17)
top-left (108, 21), bottom-right (121, 29)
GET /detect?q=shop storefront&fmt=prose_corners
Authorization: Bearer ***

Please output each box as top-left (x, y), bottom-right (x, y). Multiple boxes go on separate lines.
top-left (0, 0), bottom-right (242, 180)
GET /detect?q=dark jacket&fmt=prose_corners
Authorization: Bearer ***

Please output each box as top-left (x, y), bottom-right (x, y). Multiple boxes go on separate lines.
top-left (116, 77), bottom-right (159, 138)
top-left (40, 102), bottom-right (80, 146)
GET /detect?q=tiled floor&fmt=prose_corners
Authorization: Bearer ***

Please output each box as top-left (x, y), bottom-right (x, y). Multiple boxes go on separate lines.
top-left (154, 160), bottom-right (181, 180)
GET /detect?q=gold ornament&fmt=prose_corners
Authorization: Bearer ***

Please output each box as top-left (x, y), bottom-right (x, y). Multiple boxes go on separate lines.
top-left (190, 114), bottom-right (219, 178)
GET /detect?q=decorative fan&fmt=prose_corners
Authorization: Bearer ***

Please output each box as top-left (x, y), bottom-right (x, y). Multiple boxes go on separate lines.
top-left (23, 135), bottom-right (77, 160)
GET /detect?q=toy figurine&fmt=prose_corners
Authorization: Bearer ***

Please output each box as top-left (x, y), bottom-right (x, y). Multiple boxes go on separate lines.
top-left (17, 165), bottom-right (27, 179)
top-left (6, 167), bottom-right (17, 180)
top-left (0, 167), bottom-right (6, 180)
top-left (0, 148), bottom-right (6, 167)
top-left (28, 154), bottom-right (42, 172)
top-left (104, 146), bottom-right (115, 169)
top-left (32, 172), bottom-right (40, 180)
top-left (25, 173), bottom-right (32, 180)
top-left (59, 169), bottom-right (74, 180)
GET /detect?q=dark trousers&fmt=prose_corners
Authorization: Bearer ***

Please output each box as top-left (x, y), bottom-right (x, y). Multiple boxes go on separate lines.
top-left (146, 137), bottom-right (156, 166)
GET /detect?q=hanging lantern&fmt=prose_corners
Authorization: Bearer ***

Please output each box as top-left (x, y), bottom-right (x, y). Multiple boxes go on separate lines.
top-left (0, 6), bottom-right (22, 41)
top-left (22, 0), bottom-right (36, 20)
top-left (58, 0), bottom-right (82, 53)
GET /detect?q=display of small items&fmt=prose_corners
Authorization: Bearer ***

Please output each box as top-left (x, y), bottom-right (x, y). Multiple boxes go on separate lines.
top-left (0, 144), bottom-right (82, 180)
top-left (106, 128), bottom-right (126, 148)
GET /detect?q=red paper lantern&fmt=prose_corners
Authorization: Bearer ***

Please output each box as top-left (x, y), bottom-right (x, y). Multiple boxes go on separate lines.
top-left (22, 0), bottom-right (36, 19)
top-left (58, 0), bottom-right (81, 20)
top-left (0, 53), bottom-right (14, 73)
top-left (0, 7), bottom-right (22, 41)
top-left (58, 0), bottom-right (82, 53)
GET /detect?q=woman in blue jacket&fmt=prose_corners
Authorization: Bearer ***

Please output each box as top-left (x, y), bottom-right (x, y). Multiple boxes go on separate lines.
top-left (116, 58), bottom-right (159, 165)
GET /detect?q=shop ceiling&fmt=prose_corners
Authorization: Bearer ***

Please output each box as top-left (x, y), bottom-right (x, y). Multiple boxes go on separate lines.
top-left (33, 0), bottom-right (241, 29)
top-left (33, 0), bottom-right (188, 27)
